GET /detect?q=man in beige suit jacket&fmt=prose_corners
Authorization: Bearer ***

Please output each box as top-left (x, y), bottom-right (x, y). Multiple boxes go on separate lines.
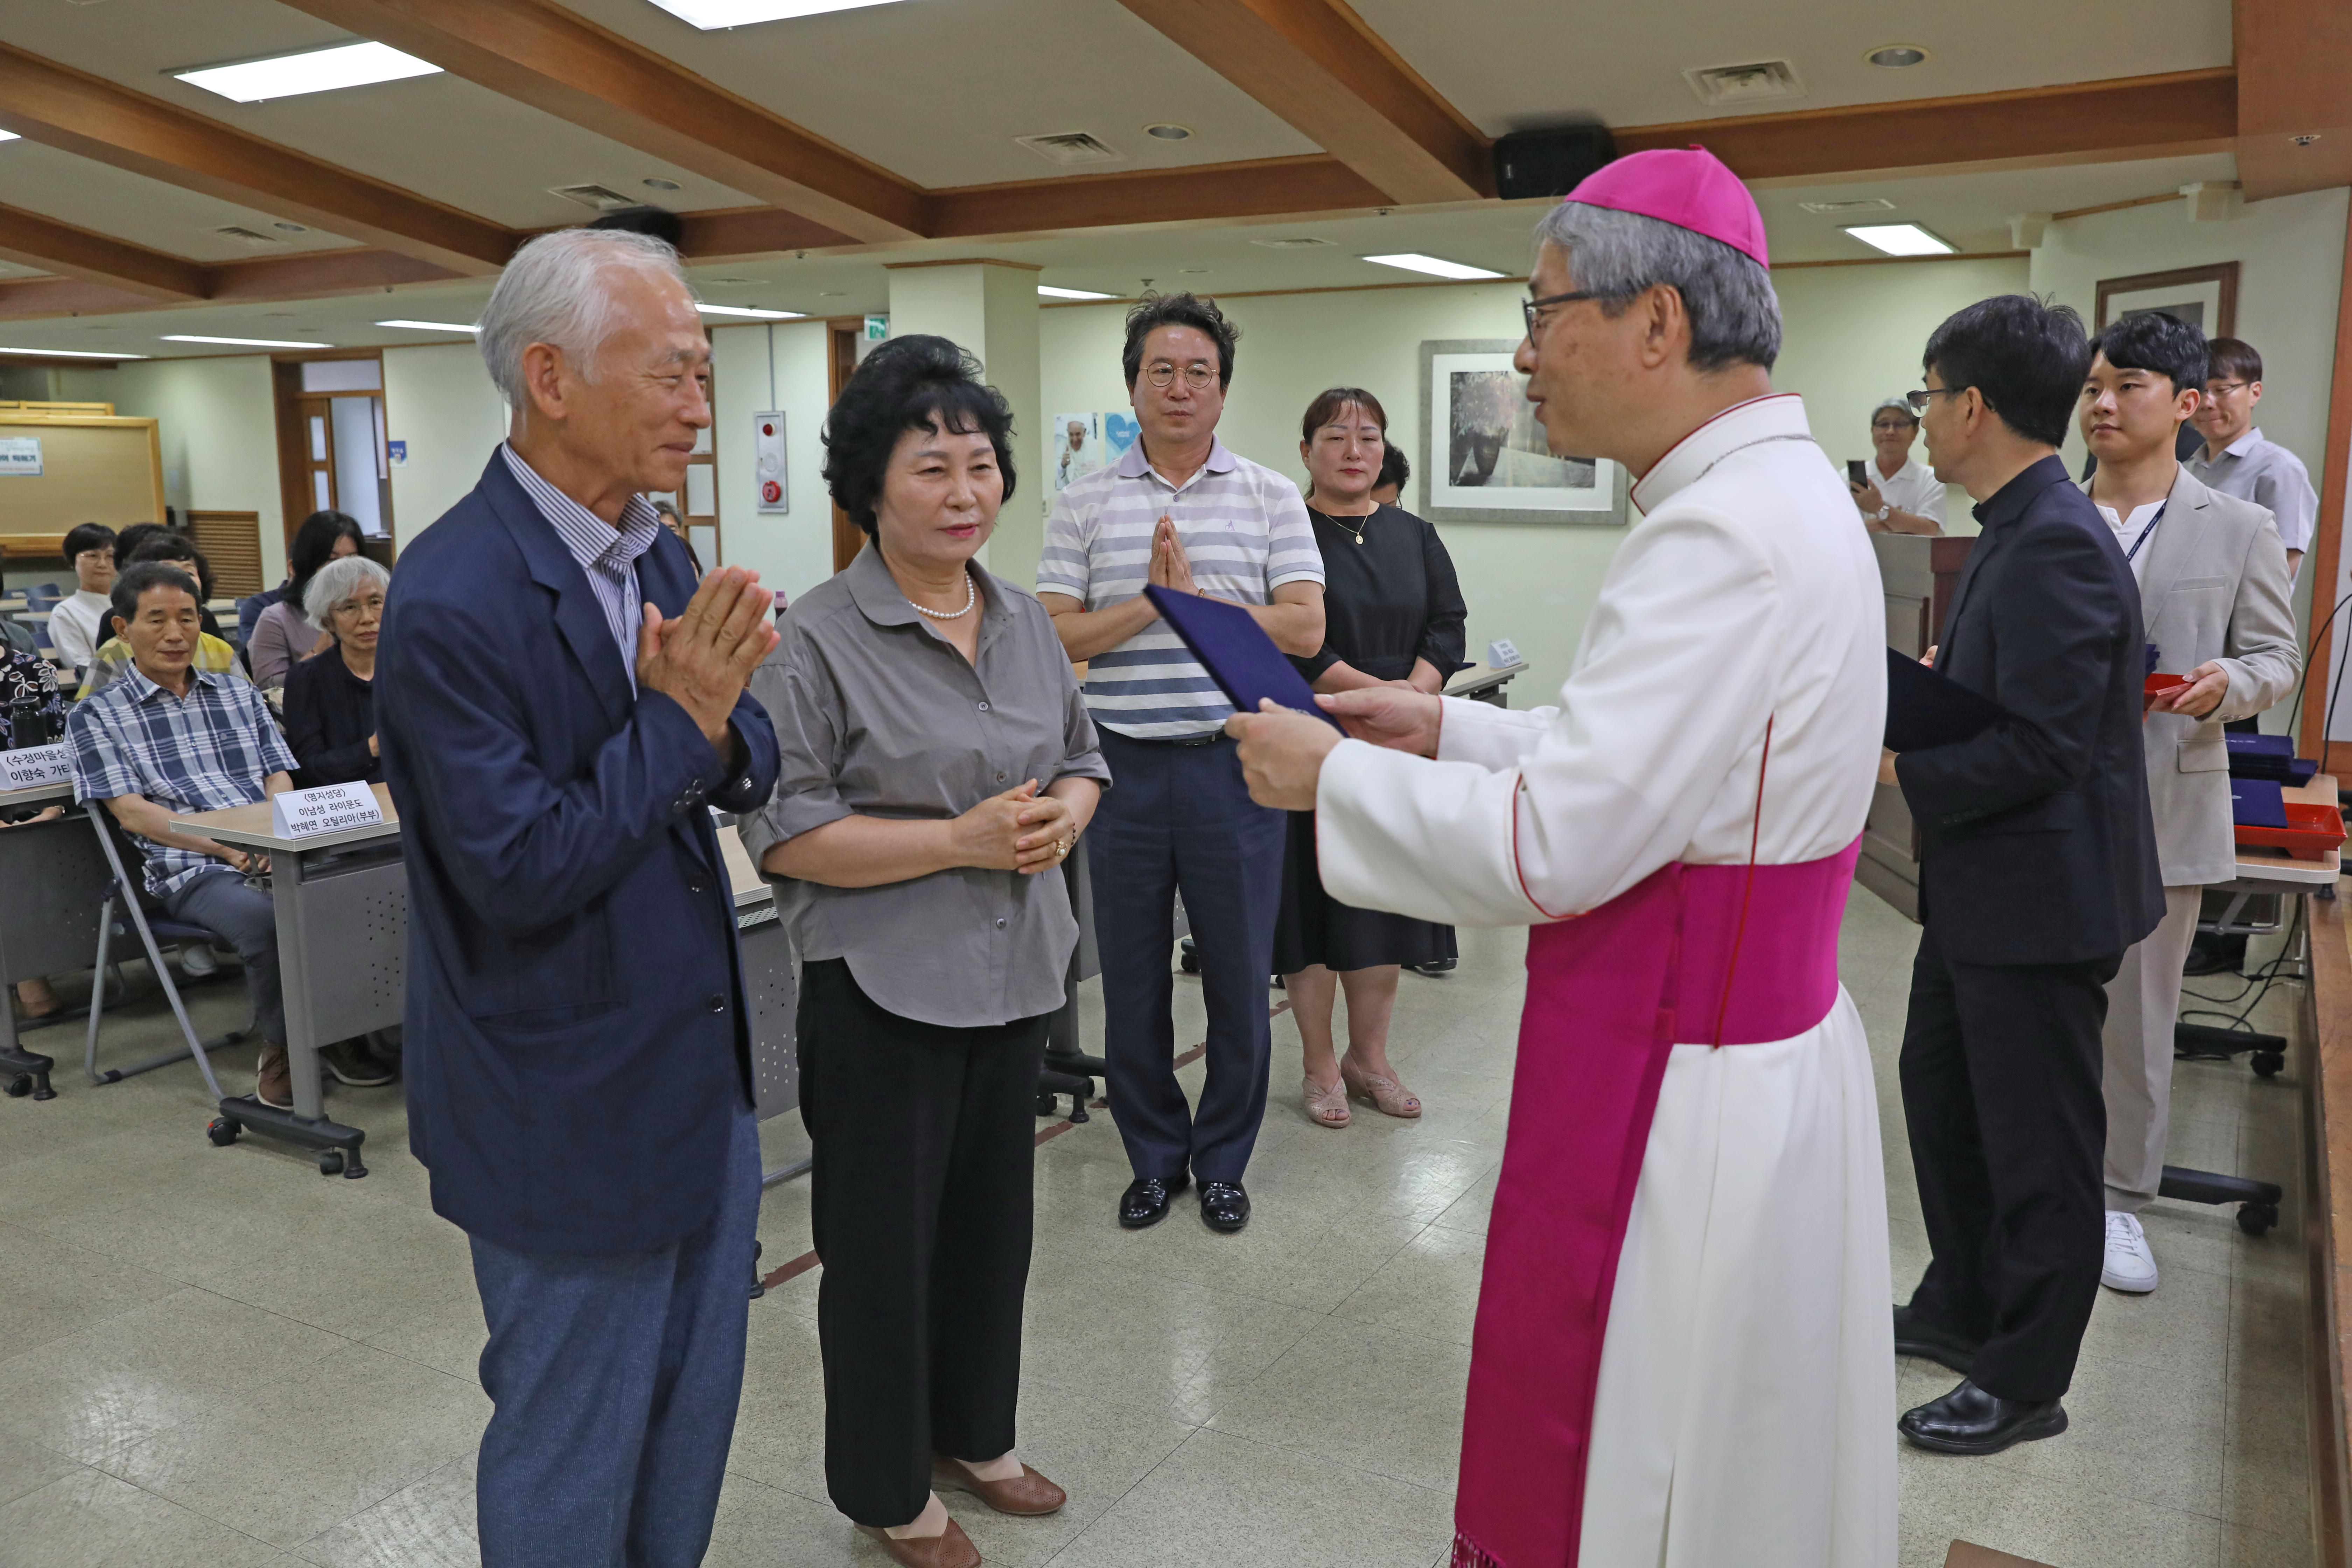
top-left (2078, 313), bottom-right (2299, 1296)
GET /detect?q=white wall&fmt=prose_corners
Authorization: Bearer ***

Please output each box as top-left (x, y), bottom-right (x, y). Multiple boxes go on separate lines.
top-left (58, 355), bottom-right (289, 584)
top-left (1040, 260), bottom-right (2022, 705)
top-left (710, 319), bottom-right (834, 604)
top-left (382, 342), bottom-right (509, 545)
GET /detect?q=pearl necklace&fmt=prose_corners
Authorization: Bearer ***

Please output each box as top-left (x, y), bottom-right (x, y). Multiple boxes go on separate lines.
top-left (909, 570), bottom-right (977, 620)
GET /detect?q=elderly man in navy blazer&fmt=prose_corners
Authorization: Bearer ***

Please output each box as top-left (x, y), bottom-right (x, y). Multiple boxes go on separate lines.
top-left (377, 227), bottom-right (780, 1568)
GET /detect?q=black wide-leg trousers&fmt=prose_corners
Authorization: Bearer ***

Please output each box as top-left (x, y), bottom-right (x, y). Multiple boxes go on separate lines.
top-left (797, 958), bottom-right (1048, 1528)
top-left (1899, 921), bottom-right (2122, 1403)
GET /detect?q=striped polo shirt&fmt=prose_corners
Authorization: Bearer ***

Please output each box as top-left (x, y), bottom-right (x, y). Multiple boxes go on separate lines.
top-left (1039, 436), bottom-right (1323, 738)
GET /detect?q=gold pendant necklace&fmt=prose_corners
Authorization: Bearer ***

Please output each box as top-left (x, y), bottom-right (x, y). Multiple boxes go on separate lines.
top-left (1325, 507), bottom-right (1373, 545)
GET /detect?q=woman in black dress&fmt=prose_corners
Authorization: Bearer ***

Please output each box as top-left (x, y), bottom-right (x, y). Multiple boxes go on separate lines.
top-left (1278, 387), bottom-right (1466, 1128)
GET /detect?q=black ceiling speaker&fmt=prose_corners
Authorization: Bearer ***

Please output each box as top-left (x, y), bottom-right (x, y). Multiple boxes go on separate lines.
top-left (1492, 125), bottom-right (1617, 202)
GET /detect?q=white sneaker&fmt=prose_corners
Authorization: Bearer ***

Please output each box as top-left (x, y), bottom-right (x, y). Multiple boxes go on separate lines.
top-left (178, 943), bottom-right (218, 978)
top-left (2102, 1210), bottom-right (2159, 1293)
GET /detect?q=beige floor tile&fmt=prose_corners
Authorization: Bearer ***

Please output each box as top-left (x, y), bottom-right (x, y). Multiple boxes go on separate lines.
top-left (0, 1464), bottom-right (293, 1568)
top-left (2221, 1518), bottom-right (2318, 1568)
top-left (292, 1452), bottom-right (476, 1568)
top-left (942, 1377), bottom-right (1199, 1566)
top-left (723, 1302), bottom-right (831, 1504)
top-left (105, 1343), bottom-right (490, 1548)
top-left (703, 1471), bottom-right (862, 1567)
top-left (0, 1218), bottom-right (185, 1358)
top-left (1328, 1223), bottom-right (1489, 1348)
top-left (1204, 1318), bottom-right (1470, 1492)
top-left (362, 1295), bottom-right (489, 1386)
top-left (0, 1428), bottom-right (80, 1508)
top-left (1045, 1428), bottom-right (1452, 1568)
top-left (1897, 1448), bottom-right (2222, 1568)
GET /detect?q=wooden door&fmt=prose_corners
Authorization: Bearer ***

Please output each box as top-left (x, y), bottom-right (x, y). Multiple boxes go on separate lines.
top-left (296, 397), bottom-right (340, 526)
top-left (828, 321), bottom-right (864, 573)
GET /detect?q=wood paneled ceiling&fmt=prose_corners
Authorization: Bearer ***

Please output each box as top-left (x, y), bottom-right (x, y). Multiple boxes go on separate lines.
top-left (0, 0), bottom-right (2337, 349)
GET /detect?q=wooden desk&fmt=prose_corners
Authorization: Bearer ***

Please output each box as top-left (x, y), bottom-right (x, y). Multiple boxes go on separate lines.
top-left (169, 783), bottom-right (402, 1175)
top-left (1445, 660), bottom-right (1529, 707)
top-left (0, 780), bottom-right (100, 1100)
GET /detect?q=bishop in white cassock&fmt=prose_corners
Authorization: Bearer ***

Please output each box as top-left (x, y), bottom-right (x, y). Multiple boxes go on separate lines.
top-left (1229, 149), bottom-right (1897, 1568)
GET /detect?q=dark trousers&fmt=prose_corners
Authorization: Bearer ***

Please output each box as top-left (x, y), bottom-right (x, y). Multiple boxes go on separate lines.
top-left (1089, 729), bottom-right (1286, 1184)
top-left (163, 868), bottom-right (284, 1044)
top-left (1899, 921), bottom-right (2121, 1402)
top-left (798, 958), bottom-right (1046, 1528)
top-left (467, 1106), bottom-right (759, 1568)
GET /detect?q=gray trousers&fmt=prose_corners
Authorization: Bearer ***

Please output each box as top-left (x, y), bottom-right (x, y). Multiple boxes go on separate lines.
top-left (162, 869), bottom-right (285, 1045)
top-left (2101, 885), bottom-right (2203, 1212)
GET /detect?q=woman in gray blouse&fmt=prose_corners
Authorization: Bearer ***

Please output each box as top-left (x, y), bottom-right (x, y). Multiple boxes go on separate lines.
top-left (739, 336), bottom-right (1105, 1568)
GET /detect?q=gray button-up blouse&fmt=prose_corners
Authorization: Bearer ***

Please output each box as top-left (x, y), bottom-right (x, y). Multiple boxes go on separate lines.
top-left (738, 542), bottom-right (1110, 1028)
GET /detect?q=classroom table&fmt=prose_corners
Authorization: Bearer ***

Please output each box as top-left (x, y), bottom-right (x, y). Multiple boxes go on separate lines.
top-left (1444, 659), bottom-right (1529, 706)
top-left (722, 829), bottom-right (799, 1124)
top-left (170, 783), bottom-right (404, 1175)
top-left (0, 779), bottom-right (104, 1101)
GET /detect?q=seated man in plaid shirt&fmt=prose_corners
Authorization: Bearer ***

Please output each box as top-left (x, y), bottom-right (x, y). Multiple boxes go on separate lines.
top-left (64, 560), bottom-right (369, 1108)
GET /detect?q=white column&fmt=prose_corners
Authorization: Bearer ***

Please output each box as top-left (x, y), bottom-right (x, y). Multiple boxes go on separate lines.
top-left (884, 260), bottom-right (1043, 584)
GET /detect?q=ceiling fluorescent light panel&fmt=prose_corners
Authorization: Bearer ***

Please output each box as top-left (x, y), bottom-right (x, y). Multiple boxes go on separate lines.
top-left (0, 130), bottom-right (19, 144)
top-left (1842, 223), bottom-right (1955, 257)
top-left (376, 320), bottom-right (478, 333)
top-left (173, 41), bottom-right (441, 103)
top-left (643, 0), bottom-right (906, 28)
top-left (1038, 286), bottom-right (1116, 300)
top-left (0, 346), bottom-right (148, 359)
top-left (1362, 253), bottom-right (1505, 281)
top-left (696, 303), bottom-right (802, 318)
top-left (162, 334), bottom-right (335, 349)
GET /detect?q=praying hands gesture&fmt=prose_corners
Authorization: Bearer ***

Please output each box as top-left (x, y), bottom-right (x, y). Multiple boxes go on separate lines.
top-left (637, 566), bottom-right (779, 760)
top-left (1147, 514), bottom-right (1197, 595)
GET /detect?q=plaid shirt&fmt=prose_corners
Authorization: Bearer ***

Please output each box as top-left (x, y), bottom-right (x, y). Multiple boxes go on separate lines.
top-left (500, 443), bottom-right (663, 690)
top-left (67, 663), bottom-right (298, 898)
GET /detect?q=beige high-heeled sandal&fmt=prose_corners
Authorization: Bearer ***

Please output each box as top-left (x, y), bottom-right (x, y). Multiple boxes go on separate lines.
top-left (1303, 1073), bottom-right (1351, 1128)
top-left (1340, 1055), bottom-right (1422, 1118)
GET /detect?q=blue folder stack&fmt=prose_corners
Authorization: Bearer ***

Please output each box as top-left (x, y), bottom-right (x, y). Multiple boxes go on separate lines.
top-left (2225, 732), bottom-right (2318, 788)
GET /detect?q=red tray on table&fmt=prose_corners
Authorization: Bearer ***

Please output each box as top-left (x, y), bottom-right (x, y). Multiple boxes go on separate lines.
top-left (2234, 803), bottom-right (2347, 860)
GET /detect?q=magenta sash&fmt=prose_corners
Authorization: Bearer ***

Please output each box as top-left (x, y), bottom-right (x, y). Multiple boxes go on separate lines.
top-left (1450, 836), bottom-right (1862, 1568)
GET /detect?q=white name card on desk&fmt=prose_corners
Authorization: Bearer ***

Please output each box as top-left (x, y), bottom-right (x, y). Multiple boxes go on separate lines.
top-left (0, 744), bottom-right (70, 790)
top-left (271, 783), bottom-right (385, 839)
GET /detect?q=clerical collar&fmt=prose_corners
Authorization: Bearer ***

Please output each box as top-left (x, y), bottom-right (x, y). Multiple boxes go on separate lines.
top-left (1630, 394), bottom-right (1812, 516)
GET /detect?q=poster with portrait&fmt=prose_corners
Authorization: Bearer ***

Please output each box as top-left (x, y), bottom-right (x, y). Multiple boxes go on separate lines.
top-left (1418, 340), bottom-right (1627, 526)
top-left (1049, 411), bottom-right (1142, 490)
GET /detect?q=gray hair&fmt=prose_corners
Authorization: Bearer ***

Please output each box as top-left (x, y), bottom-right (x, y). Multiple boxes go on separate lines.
top-left (476, 228), bottom-right (694, 406)
top-left (1534, 202), bottom-right (1782, 372)
top-left (304, 554), bottom-right (390, 631)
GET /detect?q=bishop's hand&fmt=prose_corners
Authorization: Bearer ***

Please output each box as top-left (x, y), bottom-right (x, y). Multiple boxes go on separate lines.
top-left (1316, 686), bottom-right (1441, 757)
top-left (1227, 700), bottom-right (1344, 811)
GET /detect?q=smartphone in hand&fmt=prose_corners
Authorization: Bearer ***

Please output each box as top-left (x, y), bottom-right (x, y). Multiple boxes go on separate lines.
top-left (1846, 459), bottom-right (1868, 488)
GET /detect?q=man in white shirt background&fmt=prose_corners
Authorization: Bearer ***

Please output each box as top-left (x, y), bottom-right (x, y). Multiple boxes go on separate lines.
top-left (1851, 394), bottom-right (1947, 535)
top-left (2190, 336), bottom-right (2316, 578)
top-left (46, 522), bottom-right (118, 675)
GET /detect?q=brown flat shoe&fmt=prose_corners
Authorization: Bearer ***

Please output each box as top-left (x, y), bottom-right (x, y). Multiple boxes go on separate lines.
top-left (932, 1454), bottom-right (1067, 1516)
top-left (854, 1518), bottom-right (981, 1568)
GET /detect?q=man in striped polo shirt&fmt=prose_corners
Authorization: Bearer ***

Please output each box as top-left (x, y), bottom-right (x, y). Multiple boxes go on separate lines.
top-left (1040, 293), bottom-right (1325, 1234)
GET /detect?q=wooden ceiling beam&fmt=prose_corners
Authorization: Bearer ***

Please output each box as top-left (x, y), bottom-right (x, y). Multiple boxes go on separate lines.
top-left (1615, 68), bottom-right (2237, 184)
top-left (276, 0), bottom-right (925, 244)
top-left (0, 42), bottom-right (514, 275)
top-left (926, 153), bottom-right (1391, 241)
top-left (0, 245), bottom-right (463, 321)
top-left (1111, 0), bottom-right (1488, 204)
top-left (2235, 0), bottom-right (2352, 201)
top-left (0, 204), bottom-right (208, 302)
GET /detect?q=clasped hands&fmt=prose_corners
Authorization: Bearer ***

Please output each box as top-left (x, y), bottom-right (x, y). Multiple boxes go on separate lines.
top-left (1226, 686), bottom-right (1444, 811)
top-left (954, 780), bottom-right (1078, 875)
top-left (1147, 514), bottom-right (1197, 595)
top-left (636, 566), bottom-right (780, 757)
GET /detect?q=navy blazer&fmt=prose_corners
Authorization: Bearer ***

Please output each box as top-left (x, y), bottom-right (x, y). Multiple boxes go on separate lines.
top-left (1895, 455), bottom-right (2164, 966)
top-left (377, 453), bottom-right (780, 1255)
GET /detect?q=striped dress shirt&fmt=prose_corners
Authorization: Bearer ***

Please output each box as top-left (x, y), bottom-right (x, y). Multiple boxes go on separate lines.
top-left (500, 443), bottom-right (664, 690)
top-left (1038, 436), bottom-right (1323, 738)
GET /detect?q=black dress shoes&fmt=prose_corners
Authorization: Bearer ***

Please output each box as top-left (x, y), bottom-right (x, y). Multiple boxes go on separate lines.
top-left (1892, 1304), bottom-right (1981, 1376)
top-left (1119, 1174), bottom-right (1188, 1230)
top-left (1198, 1180), bottom-right (1250, 1232)
top-left (1898, 1378), bottom-right (2067, 1455)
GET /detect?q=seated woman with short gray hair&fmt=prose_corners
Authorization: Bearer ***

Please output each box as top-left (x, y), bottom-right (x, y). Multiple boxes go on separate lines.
top-left (740, 333), bottom-right (1105, 1568)
top-left (283, 554), bottom-right (390, 788)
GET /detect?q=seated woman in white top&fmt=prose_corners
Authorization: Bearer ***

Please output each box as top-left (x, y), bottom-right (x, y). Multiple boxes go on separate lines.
top-left (46, 522), bottom-right (118, 674)
top-left (1850, 394), bottom-right (1947, 535)
top-left (250, 510), bottom-right (361, 688)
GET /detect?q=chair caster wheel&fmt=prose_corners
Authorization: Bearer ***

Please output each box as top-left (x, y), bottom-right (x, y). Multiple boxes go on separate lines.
top-left (1036, 1092), bottom-right (1058, 1117)
top-left (2239, 1200), bottom-right (2279, 1237)
top-left (5, 1074), bottom-right (28, 1098)
top-left (207, 1118), bottom-right (240, 1147)
top-left (1178, 938), bottom-right (1200, 974)
top-left (2252, 1050), bottom-right (2285, 1078)
top-left (318, 1150), bottom-right (344, 1176)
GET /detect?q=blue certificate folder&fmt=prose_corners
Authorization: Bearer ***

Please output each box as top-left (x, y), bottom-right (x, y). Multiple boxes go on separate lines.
top-left (2231, 777), bottom-right (2289, 828)
top-left (1883, 646), bottom-right (2006, 754)
top-left (1143, 586), bottom-right (1345, 732)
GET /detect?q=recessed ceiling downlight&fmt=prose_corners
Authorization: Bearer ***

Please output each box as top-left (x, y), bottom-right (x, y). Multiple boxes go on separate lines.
top-left (1865, 44), bottom-right (1929, 69)
top-left (1144, 124), bottom-right (1192, 141)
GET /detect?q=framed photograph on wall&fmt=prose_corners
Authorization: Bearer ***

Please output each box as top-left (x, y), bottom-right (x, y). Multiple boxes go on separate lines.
top-left (1417, 339), bottom-right (1628, 526)
top-left (2094, 262), bottom-right (2239, 337)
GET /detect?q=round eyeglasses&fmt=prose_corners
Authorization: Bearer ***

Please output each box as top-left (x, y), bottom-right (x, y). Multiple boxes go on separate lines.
top-left (1145, 363), bottom-right (1218, 390)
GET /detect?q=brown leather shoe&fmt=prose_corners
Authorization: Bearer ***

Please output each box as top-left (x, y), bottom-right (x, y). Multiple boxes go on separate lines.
top-left (931, 1454), bottom-right (1067, 1516)
top-left (255, 1045), bottom-right (292, 1110)
top-left (853, 1518), bottom-right (980, 1568)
